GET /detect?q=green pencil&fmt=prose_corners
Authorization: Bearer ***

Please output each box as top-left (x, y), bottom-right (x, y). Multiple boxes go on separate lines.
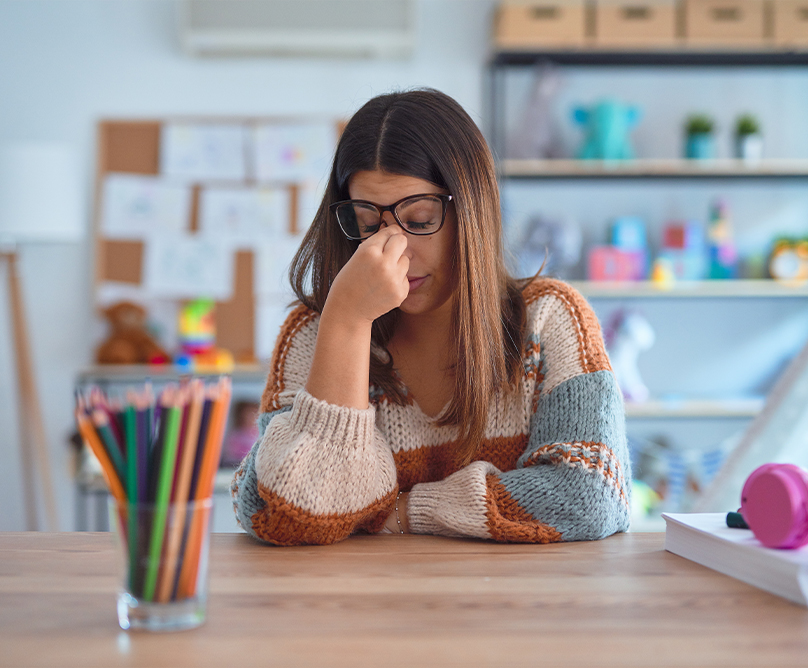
top-left (143, 388), bottom-right (182, 602)
top-left (90, 409), bottom-right (126, 481)
top-left (124, 402), bottom-right (139, 593)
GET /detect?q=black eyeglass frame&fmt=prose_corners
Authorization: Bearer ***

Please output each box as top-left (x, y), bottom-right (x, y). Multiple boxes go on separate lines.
top-left (330, 193), bottom-right (453, 241)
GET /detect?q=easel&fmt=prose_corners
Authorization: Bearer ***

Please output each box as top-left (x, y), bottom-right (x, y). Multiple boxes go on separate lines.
top-left (1, 247), bottom-right (57, 531)
top-left (694, 335), bottom-right (808, 512)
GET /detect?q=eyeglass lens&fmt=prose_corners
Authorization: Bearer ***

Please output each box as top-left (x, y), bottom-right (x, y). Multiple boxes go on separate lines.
top-left (336, 195), bottom-right (444, 240)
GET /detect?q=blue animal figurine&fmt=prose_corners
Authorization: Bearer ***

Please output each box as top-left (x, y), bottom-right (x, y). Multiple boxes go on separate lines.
top-left (573, 99), bottom-right (641, 161)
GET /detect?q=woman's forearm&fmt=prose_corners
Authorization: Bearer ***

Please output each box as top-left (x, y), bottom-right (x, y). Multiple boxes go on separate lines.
top-left (304, 304), bottom-right (374, 410)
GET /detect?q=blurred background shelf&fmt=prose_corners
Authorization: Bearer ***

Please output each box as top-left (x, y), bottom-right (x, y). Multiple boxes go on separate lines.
top-left (491, 50), bottom-right (808, 68)
top-left (500, 158), bottom-right (808, 180)
top-left (572, 280), bottom-right (808, 299)
top-left (76, 363), bottom-right (269, 386)
top-left (625, 397), bottom-right (764, 419)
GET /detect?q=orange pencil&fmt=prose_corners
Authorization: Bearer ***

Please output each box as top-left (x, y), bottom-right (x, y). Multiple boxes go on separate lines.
top-left (75, 408), bottom-right (127, 505)
top-left (176, 378), bottom-right (232, 597)
top-left (156, 379), bottom-right (204, 603)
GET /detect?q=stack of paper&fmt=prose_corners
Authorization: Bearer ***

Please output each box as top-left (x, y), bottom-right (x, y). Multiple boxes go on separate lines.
top-left (663, 513), bottom-right (808, 606)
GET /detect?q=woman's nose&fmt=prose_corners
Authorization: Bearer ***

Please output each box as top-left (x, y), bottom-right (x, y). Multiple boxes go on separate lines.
top-left (380, 211), bottom-right (397, 229)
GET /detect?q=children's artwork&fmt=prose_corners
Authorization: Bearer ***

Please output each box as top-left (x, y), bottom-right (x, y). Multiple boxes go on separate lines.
top-left (160, 124), bottom-right (247, 182)
top-left (253, 122), bottom-right (337, 183)
top-left (143, 233), bottom-right (234, 300)
top-left (198, 186), bottom-right (291, 241)
top-left (101, 174), bottom-right (191, 238)
top-left (254, 235), bottom-right (303, 296)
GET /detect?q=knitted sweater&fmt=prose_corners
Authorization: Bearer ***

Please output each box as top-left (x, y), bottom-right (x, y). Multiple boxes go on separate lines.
top-left (231, 278), bottom-right (631, 545)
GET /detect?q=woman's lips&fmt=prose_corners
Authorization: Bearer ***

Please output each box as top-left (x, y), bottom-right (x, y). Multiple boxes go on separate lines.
top-left (407, 276), bottom-right (427, 291)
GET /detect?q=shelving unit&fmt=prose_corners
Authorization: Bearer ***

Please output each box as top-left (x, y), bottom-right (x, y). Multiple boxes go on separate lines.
top-left (572, 279), bottom-right (808, 299)
top-left (488, 47), bottom-right (808, 518)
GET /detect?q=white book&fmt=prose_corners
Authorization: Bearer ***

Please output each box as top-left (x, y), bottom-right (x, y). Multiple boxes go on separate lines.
top-left (663, 512), bottom-right (808, 606)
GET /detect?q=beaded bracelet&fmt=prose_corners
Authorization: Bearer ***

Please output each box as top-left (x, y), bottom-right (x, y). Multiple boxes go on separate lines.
top-left (394, 490), bottom-right (404, 534)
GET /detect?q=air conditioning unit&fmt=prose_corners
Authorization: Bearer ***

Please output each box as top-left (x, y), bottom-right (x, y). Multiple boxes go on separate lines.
top-left (179, 0), bottom-right (415, 58)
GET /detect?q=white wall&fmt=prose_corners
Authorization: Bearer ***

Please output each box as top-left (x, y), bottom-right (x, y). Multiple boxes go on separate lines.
top-left (2, 0), bottom-right (807, 531)
top-left (0, 0), bottom-right (498, 531)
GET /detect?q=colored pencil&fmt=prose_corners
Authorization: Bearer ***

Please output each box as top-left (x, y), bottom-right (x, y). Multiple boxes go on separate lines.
top-left (156, 379), bottom-right (205, 603)
top-left (74, 408), bottom-right (126, 505)
top-left (90, 409), bottom-right (126, 482)
top-left (143, 387), bottom-right (182, 602)
top-left (178, 378), bottom-right (232, 597)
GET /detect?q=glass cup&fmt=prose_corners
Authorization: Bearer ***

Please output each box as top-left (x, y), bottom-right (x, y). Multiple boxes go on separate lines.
top-left (109, 497), bottom-right (214, 632)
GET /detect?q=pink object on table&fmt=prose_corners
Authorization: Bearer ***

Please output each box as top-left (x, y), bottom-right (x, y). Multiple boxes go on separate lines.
top-left (741, 463), bottom-right (808, 549)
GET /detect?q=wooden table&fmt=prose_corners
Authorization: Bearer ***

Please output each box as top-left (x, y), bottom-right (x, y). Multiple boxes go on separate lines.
top-left (2, 531), bottom-right (808, 667)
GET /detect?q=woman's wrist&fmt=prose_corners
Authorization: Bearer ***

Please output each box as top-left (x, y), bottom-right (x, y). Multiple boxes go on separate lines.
top-left (384, 491), bottom-right (409, 534)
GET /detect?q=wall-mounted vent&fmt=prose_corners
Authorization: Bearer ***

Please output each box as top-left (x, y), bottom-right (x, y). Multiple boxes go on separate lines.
top-left (179, 0), bottom-right (415, 58)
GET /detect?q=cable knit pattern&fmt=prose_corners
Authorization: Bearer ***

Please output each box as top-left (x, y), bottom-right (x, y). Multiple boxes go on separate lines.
top-left (231, 277), bottom-right (631, 545)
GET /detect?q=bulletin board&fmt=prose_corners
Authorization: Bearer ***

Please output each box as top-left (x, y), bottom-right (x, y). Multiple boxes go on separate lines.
top-left (92, 117), bottom-right (343, 362)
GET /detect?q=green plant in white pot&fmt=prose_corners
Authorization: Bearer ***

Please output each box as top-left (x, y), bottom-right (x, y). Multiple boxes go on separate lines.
top-left (684, 114), bottom-right (716, 160)
top-left (735, 114), bottom-right (763, 164)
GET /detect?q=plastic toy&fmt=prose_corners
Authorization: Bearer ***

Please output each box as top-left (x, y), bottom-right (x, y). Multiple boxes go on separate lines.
top-left (176, 298), bottom-right (234, 372)
top-left (507, 64), bottom-right (564, 160)
top-left (603, 309), bottom-right (655, 403)
top-left (610, 216), bottom-right (648, 279)
top-left (707, 200), bottom-right (738, 279)
top-left (741, 463), bottom-right (808, 549)
top-left (573, 98), bottom-right (641, 161)
top-left (658, 220), bottom-right (706, 281)
top-left (516, 214), bottom-right (582, 278)
top-left (769, 239), bottom-right (808, 284)
top-left (588, 246), bottom-right (643, 281)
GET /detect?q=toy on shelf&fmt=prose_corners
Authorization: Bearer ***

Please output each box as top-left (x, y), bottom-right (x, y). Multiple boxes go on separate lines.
top-left (507, 64), bottom-right (564, 160)
top-left (707, 199), bottom-right (738, 279)
top-left (175, 298), bottom-right (234, 373)
top-left (769, 238), bottom-right (808, 284)
top-left (587, 216), bottom-right (647, 281)
top-left (572, 98), bottom-right (641, 161)
top-left (96, 301), bottom-right (170, 365)
top-left (516, 214), bottom-right (582, 279)
top-left (657, 220), bottom-right (707, 281)
top-left (603, 309), bottom-right (655, 403)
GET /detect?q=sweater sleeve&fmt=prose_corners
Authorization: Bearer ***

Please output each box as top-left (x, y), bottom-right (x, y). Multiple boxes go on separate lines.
top-left (406, 279), bottom-right (632, 543)
top-left (230, 304), bottom-right (398, 545)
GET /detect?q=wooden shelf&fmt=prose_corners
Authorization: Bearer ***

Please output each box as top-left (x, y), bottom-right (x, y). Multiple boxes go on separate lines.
top-left (500, 158), bottom-right (808, 180)
top-left (571, 279), bottom-right (808, 299)
top-left (625, 397), bottom-right (764, 419)
top-left (491, 50), bottom-right (808, 68)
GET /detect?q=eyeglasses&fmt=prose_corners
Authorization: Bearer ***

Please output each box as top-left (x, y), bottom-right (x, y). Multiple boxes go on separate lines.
top-left (330, 193), bottom-right (453, 241)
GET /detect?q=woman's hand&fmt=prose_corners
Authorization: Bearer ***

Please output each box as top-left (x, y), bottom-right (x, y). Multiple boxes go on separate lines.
top-left (305, 226), bottom-right (409, 410)
top-left (324, 225), bottom-right (410, 326)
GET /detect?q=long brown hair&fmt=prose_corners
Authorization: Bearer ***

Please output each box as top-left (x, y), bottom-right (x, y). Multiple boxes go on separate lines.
top-left (290, 89), bottom-right (527, 465)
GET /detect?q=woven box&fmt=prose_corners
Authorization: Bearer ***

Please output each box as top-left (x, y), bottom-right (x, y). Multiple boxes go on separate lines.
top-left (594, 0), bottom-right (680, 48)
top-left (773, 1), bottom-right (808, 47)
top-left (684, 0), bottom-right (767, 47)
top-left (494, 1), bottom-right (589, 49)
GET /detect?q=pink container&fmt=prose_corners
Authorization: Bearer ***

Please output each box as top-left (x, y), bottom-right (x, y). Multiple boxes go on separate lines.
top-left (741, 463), bottom-right (808, 549)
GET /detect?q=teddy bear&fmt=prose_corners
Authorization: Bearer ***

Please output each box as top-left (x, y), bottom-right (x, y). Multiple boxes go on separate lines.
top-left (95, 301), bottom-right (170, 365)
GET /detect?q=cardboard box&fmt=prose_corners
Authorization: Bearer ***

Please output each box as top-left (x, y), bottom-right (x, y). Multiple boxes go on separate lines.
top-left (594, 0), bottom-right (680, 48)
top-left (494, 1), bottom-right (589, 49)
top-left (684, 0), bottom-right (767, 47)
top-left (773, 0), bottom-right (808, 48)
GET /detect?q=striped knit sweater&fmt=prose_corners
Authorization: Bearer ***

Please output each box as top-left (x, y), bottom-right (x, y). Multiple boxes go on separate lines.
top-left (231, 278), bottom-right (631, 545)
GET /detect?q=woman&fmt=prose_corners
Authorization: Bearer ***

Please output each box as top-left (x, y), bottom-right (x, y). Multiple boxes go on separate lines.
top-left (231, 89), bottom-right (631, 545)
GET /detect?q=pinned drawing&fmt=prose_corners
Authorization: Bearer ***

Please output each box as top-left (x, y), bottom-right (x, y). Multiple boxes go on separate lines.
top-left (143, 233), bottom-right (234, 300)
top-left (253, 122), bottom-right (337, 183)
top-left (198, 186), bottom-right (291, 242)
top-left (101, 174), bottom-right (191, 238)
top-left (161, 123), bottom-right (248, 181)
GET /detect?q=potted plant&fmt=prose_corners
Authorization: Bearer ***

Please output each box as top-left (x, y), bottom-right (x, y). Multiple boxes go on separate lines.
top-left (684, 114), bottom-right (716, 160)
top-left (735, 114), bottom-right (763, 164)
